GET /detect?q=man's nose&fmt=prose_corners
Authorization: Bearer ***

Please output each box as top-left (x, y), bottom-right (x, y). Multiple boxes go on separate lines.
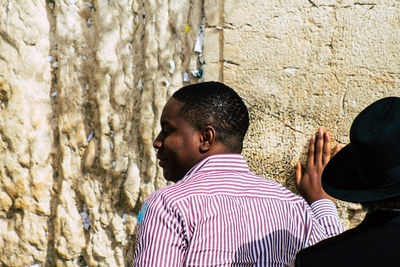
top-left (153, 133), bottom-right (162, 149)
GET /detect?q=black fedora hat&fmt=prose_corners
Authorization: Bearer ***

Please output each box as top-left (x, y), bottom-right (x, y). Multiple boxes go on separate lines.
top-left (322, 97), bottom-right (400, 203)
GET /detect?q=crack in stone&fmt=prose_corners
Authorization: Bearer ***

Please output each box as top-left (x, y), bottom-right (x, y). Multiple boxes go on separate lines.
top-left (223, 60), bottom-right (240, 66)
top-left (308, 0), bottom-right (317, 7)
top-left (269, 113), bottom-right (305, 135)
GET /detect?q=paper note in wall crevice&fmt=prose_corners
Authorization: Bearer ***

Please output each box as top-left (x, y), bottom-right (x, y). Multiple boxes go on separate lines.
top-left (183, 72), bottom-right (190, 82)
top-left (169, 60), bottom-right (175, 74)
top-left (194, 36), bottom-right (203, 53)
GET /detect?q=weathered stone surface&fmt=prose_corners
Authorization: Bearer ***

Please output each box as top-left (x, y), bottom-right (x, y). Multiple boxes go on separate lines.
top-left (220, 0), bottom-right (400, 226)
top-left (54, 181), bottom-right (85, 260)
top-left (0, 0), bottom-right (399, 265)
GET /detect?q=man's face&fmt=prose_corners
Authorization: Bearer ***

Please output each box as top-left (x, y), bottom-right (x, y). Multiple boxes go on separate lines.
top-left (153, 98), bottom-right (202, 182)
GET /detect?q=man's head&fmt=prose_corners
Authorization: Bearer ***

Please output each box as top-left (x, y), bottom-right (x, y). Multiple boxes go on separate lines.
top-left (321, 97), bottom-right (400, 203)
top-left (153, 81), bottom-right (249, 182)
top-left (172, 81), bottom-right (249, 151)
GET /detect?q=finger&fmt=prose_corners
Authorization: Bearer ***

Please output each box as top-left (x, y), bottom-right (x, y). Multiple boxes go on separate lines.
top-left (333, 143), bottom-right (341, 156)
top-left (307, 135), bottom-right (316, 168)
top-left (295, 161), bottom-right (303, 186)
top-left (322, 131), bottom-right (331, 166)
top-left (315, 128), bottom-right (324, 165)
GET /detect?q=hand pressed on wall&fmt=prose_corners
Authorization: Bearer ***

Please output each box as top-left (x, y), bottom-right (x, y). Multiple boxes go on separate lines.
top-left (296, 128), bottom-right (341, 204)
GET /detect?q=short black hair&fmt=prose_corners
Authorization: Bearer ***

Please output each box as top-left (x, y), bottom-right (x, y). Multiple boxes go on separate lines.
top-left (172, 81), bottom-right (249, 152)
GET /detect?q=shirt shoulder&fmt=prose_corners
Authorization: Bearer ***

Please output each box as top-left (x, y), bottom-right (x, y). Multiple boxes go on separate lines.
top-left (137, 184), bottom-right (187, 228)
top-left (157, 170), bottom-right (306, 206)
top-left (141, 183), bottom-right (179, 208)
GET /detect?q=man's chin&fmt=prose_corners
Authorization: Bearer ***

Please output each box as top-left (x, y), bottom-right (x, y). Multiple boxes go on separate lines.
top-left (162, 170), bottom-right (181, 183)
top-left (162, 169), bottom-right (173, 182)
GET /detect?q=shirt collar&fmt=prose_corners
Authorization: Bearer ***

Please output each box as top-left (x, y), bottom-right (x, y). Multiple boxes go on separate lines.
top-left (178, 154), bottom-right (249, 183)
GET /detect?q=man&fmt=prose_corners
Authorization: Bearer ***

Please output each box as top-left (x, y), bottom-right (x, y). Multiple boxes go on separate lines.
top-left (133, 82), bottom-right (343, 266)
top-left (295, 97), bottom-right (400, 267)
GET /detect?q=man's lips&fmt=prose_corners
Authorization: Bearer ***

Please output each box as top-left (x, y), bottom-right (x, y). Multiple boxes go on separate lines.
top-left (157, 156), bottom-right (167, 167)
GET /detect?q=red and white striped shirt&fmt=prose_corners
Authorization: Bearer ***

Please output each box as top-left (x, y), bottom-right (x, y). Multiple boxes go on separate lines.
top-left (133, 154), bottom-right (344, 266)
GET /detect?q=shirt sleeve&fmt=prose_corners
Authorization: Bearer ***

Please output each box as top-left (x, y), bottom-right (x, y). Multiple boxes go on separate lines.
top-left (133, 195), bottom-right (188, 266)
top-left (305, 199), bottom-right (344, 247)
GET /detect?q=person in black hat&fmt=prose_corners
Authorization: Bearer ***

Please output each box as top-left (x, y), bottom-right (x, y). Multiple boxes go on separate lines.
top-left (295, 96), bottom-right (400, 267)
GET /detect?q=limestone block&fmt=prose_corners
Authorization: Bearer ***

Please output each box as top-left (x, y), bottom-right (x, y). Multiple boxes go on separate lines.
top-left (83, 139), bottom-right (97, 170)
top-left (0, 0), bottom-right (54, 265)
top-left (139, 183), bottom-right (156, 205)
top-left (0, 0), bottom-right (398, 265)
top-left (76, 178), bottom-right (97, 208)
top-left (54, 181), bottom-right (85, 260)
top-left (0, 191), bottom-right (12, 214)
top-left (0, 220), bottom-right (25, 266)
top-left (336, 5), bottom-right (400, 73)
top-left (223, 29), bottom-right (240, 65)
top-left (203, 63), bottom-right (221, 81)
top-left (111, 215), bottom-right (127, 245)
top-left (221, 0), bottom-right (400, 227)
top-left (123, 159), bottom-right (141, 209)
top-left (203, 28), bottom-right (220, 64)
top-left (204, 0), bottom-right (221, 26)
top-left (125, 214), bottom-right (138, 236)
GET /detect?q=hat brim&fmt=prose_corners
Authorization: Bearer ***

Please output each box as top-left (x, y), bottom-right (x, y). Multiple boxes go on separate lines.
top-left (322, 144), bottom-right (400, 203)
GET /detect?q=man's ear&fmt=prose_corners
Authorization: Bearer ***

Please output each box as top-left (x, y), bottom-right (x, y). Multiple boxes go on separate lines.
top-left (199, 126), bottom-right (216, 153)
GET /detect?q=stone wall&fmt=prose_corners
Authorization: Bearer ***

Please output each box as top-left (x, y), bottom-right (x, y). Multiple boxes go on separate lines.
top-left (0, 0), bottom-right (398, 266)
top-left (223, 0), bottom-right (400, 229)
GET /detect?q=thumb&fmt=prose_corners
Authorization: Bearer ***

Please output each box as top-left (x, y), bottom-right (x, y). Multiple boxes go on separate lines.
top-left (295, 161), bottom-right (302, 186)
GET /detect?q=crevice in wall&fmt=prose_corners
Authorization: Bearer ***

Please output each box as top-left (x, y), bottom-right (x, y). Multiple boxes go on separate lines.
top-left (219, 0), bottom-right (224, 82)
top-left (45, 0), bottom-right (59, 264)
